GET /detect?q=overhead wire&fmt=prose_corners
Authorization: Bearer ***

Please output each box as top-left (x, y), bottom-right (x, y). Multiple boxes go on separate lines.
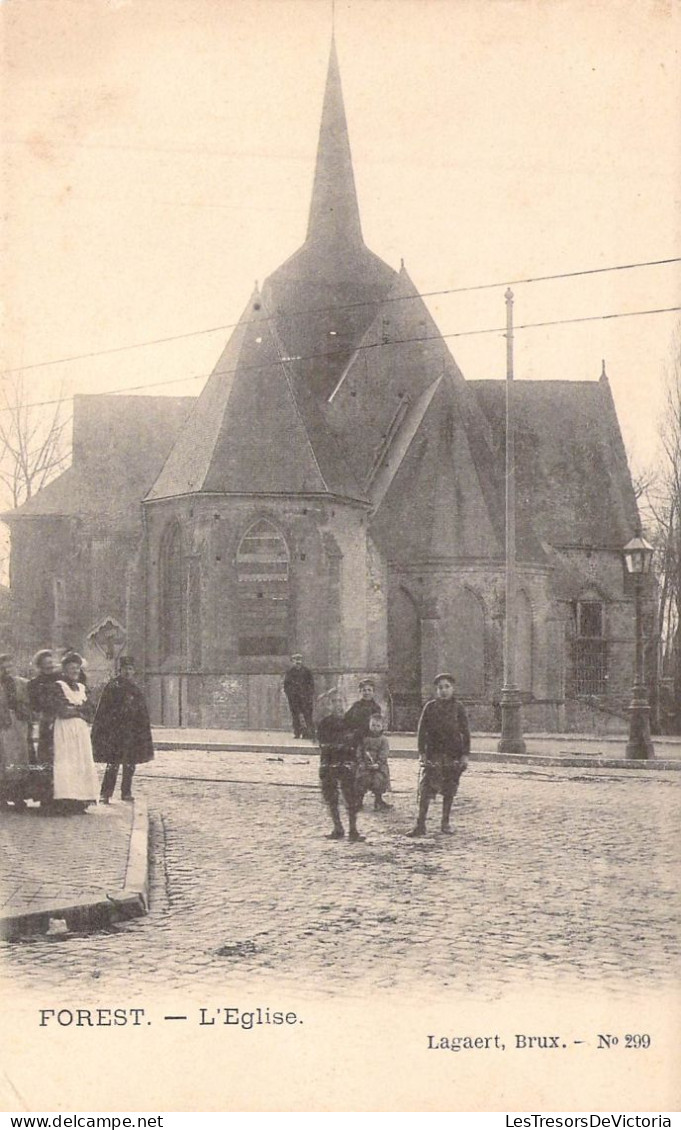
top-left (1, 254), bottom-right (679, 377)
top-left (2, 302), bottom-right (680, 415)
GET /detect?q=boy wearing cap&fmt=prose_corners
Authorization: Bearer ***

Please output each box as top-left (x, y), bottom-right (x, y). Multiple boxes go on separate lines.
top-left (283, 654), bottom-right (315, 739)
top-left (407, 673), bottom-right (470, 837)
top-left (344, 678), bottom-right (382, 742)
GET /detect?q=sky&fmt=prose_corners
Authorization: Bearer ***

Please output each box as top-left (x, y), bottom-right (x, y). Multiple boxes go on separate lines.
top-left (2, 0), bottom-right (681, 476)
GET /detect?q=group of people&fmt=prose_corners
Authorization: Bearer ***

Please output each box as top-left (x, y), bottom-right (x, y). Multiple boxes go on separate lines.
top-left (0, 648), bottom-right (154, 814)
top-left (316, 678), bottom-right (392, 843)
top-left (3, 645), bottom-right (470, 834)
top-left (284, 657), bottom-right (471, 840)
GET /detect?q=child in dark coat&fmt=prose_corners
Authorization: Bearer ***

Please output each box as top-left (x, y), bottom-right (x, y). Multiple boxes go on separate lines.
top-left (317, 698), bottom-right (365, 842)
top-left (407, 673), bottom-right (469, 837)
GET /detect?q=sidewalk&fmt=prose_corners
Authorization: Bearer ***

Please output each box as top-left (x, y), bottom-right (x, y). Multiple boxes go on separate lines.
top-left (152, 726), bottom-right (681, 769)
top-left (0, 798), bottom-right (149, 941)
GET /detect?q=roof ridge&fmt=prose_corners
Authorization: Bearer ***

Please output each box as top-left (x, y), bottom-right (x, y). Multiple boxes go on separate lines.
top-left (262, 297), bottom-right (331, 495)
top-left (368, 377), bottom-right (443, 509)
top-left (326, 267), bottom-right (423, 403)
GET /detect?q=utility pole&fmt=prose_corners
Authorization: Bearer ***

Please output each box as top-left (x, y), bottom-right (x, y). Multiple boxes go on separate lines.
top-left (498, 288), bottom-right (527, 754)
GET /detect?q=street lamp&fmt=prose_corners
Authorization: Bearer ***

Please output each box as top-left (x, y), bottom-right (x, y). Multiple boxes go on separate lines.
top-left (623, 533), bottom-right (655, 760)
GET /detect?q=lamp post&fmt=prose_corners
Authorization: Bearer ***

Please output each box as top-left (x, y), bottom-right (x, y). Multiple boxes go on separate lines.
top-left (498, 288), bottom-right (526, 754)
top-left (623, 533), bottom-right (655, 760)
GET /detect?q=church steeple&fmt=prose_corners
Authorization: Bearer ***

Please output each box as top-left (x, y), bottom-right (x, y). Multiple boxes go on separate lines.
top-left (306, 36), bottom-right (363, 247)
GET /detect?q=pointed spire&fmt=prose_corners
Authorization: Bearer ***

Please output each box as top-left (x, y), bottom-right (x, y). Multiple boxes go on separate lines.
top-left (306, 37), bottom-right (363, 247)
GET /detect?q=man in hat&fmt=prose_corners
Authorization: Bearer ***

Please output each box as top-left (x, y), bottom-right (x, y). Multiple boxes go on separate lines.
top-left (283, 654), bottom-right (315, 739)
top-left (407, 673), bottom-right (470, 837)
top-left (91, 657), bottom-right (154, 802)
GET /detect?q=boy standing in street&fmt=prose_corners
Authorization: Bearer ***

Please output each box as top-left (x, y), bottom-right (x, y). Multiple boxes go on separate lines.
top-left (407, 673), bottom-right (469, 837)
top-left (317, 697), bottom-right (365, 842)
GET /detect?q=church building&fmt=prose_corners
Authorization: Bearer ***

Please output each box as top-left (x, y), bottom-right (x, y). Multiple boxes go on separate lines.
top-left (4, 40), bottom-right (642, 732)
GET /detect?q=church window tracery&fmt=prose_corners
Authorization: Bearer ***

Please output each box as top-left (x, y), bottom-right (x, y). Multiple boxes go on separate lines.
top-left (574, 599), bottom-right (607, 695)
top-left (236, 519), bottom-right (290, 657)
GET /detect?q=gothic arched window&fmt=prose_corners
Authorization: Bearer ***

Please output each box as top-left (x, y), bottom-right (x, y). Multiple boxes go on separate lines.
top-left (160, 522), bottom-right (185, 663)
top-left (236, 520), bottom-right (290, 657)
top-left (447, 587), bottom-right (485, 697)
top-left (574, 597), bottom-right (606, 695)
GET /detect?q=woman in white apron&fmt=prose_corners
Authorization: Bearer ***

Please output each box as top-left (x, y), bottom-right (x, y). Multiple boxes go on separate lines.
top-left (51, 652), bottom-right (99, 814)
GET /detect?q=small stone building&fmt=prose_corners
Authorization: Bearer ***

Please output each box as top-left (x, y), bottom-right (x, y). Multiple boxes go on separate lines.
top-left (3, 41), bottom-right (643, 732)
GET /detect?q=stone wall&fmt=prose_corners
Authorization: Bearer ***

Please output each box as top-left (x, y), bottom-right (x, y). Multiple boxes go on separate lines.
top-left (143, 494), bottom-right (389, 728)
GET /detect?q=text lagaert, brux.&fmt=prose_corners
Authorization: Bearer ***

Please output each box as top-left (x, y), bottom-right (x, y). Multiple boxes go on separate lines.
top-left (426, 1032), bottom-right (652, 1052)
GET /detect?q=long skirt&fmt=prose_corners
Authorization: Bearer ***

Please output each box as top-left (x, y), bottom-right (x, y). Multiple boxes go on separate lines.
top-left (53, 717), bottom-right (99, 801)
top-left (0, 715), bottom-right (30, 772)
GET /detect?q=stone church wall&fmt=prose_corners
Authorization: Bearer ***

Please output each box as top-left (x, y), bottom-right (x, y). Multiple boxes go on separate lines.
top-left (143, 495), bottom-right (389, 729)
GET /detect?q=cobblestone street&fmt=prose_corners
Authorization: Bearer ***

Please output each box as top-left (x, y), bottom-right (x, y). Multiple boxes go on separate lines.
top-left (3, 750), bottom-right (680, 999)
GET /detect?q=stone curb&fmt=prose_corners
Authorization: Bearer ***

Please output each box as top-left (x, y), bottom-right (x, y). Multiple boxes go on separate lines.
top-left (153, 739), bottom-right (681, 771)
top-left (0, 798), bottom-right (150, 942)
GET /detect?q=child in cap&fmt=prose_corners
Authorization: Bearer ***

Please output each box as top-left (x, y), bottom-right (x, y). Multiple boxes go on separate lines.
top-left (344, 678), bottom-right (382, 742)
top-left (407, 673), bottom-right (469, 837)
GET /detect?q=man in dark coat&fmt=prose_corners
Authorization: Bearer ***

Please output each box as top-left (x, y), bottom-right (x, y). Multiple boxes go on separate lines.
top-left (92, 657), bottom-right (154, 803)
top-left (283, 654), bottom-right (315, 738)
top-left (407, 673), bottom-right (470, 837)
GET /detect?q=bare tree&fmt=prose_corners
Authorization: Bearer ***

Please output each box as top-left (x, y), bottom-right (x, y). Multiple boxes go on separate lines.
top-left (0, 375), bottom-right (71, 587)
top-left (0, 375), bottom-right (70, 508)
top-left (641, 328), bottom-right (681, 733)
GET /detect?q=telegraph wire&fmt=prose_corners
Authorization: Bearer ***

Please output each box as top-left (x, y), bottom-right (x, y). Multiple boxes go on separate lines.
top-left (3, 302), bottom-right (680, 415)
top-left (1, 255), bottom-right (679, 377)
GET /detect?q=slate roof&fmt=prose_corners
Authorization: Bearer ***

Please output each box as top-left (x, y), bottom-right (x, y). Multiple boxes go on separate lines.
top-left (325, 266), bottom-right (451, 487)
top-left (261, 38), bottom-right (397, 402)
top-left (306, 36), bottom-right (364, 249)
top-left (147, 290), bottom-right (366, 502)
top-left (469, 373), bottom-right (640, 549)
top-left (148, 37), bottom-right (391, 504)
top-left (370, 374), bottom-right (507, 563)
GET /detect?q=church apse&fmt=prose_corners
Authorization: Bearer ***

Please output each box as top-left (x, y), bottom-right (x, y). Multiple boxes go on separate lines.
top-left (7, 39), bottom-right (642, 734)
